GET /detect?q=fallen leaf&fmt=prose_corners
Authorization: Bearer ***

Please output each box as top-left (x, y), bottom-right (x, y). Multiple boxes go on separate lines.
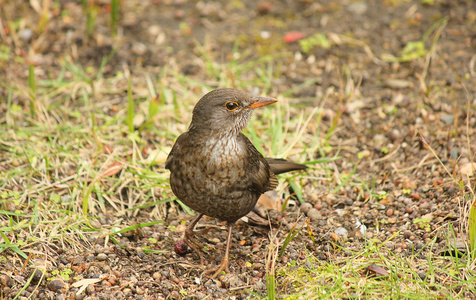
top-left (284, 31), bottom-right (306, 43)
top-left (257, 191), bottom-right (281, 211)
top-left (102, 161), bottom-right (123, 177)
top-left (143, 148), bottom-right (170, 164)
top-left (460, 162), bottom-right (476, 176)
top-left (103, 145), bottom-right (114, 154)
top-left (72, 278), bottom-right (102, 295)
top-left (367, 264), bottom-right (389, 277)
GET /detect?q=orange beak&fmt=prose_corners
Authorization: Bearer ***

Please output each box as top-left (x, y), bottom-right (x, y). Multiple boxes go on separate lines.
top-left (247, 96), bottom-right (277, 110)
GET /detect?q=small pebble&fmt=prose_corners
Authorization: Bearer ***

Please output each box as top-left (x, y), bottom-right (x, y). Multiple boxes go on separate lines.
top-left (386, 209), bottom-right (394, 217)
top-left (415, 244), bottom-right (425, 251)
top-left (307, 208), bottom-right (321, 221)
top-left (19, 28), bottom-right (33, 41)
top-left (439, 114), bottom-right (454, 125)
top-left (153, 272), bottom-right (162, 280)
top-left (97, 253), bottom-right (107, 261)
top-left (300, 202), bottom-right (313, 214)
top-left (256, 2), bottom-right (272, 15)
top-left (47, 278), bottom-right (69, 293)
top-left (419, 202), bottom-right (430, 210)
top-left (418, 271), bottom-right (427, 280)
top-left (335, 227), bottom-right (348, 239)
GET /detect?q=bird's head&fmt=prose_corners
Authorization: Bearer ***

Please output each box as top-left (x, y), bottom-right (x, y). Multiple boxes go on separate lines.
top-left (189, 88), bottom-right (277, 136)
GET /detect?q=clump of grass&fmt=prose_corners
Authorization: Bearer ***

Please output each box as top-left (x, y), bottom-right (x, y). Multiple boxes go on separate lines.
top-left (382, 16), bottom-right (449, 64)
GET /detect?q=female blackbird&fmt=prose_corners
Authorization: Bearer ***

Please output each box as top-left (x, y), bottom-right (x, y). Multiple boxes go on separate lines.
top-left (166, 88), bottom-right (305, 278)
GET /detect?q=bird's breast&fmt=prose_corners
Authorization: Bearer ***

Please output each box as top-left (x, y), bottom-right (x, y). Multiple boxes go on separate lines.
top-left (168, 133), bottom-right (260, 222)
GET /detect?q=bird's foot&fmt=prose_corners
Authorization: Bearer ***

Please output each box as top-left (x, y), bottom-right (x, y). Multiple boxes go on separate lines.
top-left (204, 256), bottom-right (229, 279)
top-left (184, 225), bottom-right (215, 253)
top-left (183, 231), bottom-right (204, 256)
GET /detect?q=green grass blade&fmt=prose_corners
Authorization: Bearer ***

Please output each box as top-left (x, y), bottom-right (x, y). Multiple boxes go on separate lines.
top-left (469, 198), bottom-right (476, 260)
top-left (127, 77), bottom-right (134, 133)
top-left (28, 64), bottom-right (36, 118)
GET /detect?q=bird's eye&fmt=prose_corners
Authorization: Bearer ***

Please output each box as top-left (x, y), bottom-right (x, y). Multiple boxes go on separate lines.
top-left (225, 101), bottom-right (239, 111)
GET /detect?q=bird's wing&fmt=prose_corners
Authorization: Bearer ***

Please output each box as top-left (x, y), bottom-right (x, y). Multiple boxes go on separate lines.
top-left (165, 132), bottom-right (189, 170)
top-left (241, 134), bottom-right (278, 193)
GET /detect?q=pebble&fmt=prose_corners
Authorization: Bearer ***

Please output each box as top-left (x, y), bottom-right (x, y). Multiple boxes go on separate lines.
top-left (402, 179), bottom-right (417, 190)
top-left (402, 198), bottom-right (413, 206)
top-left (373, 134), bottom-right (386, 146)
top-left (210, 238), bottom-right (221, 244)
top-left (335, 227), bottom-right (349, 239)
top-left (314, 202), bottom-right (323, 210)
top-left (97, 253), bottom-right (107, 261)
top-left (347, 2), bottom-right (367, 15)
top-left (256, 2), bottom-right (273, 15)
top-left (384, 79), bottom-right (412, 89)
top-left (345, 199), bottom-right (354, 206)
top-left (418, 271), bottom-right (427, 280)
top-left (132, 42), bottom-right (148, 56)
top-left (300, 202), bottom-right (313, 214)
top-left (123, 288), bottom-right (132, 296)
top-left (450, 148), bottom-right (458, 160)
top-left (415, 244), bottom-right (425, 251)
top-left (19, 28), bottom-right (33, 41)
top-left (386, 208), bottom-right (394, 217)
top-left (385, 242), bottom-right (395, 250)
top-left (389, 129), bottom-right (401, 141)
top-left (47, 278), bottom-right (69, 293)
top-left (439, 114), bottom-right (454, 125)
top-left (307, 208), bottom-right (321, 221)
top-left (419, 202), bottom-right (430, 210)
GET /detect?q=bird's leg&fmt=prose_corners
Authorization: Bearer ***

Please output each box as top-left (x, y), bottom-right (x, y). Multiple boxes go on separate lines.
top-left (183, 213), bottom-right (207, 263)
top-left (204, 223), bottom-right (233, 279)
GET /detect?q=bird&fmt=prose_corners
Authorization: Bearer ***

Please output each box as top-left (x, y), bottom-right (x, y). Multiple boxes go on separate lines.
top-left (165, 88), bottom-right (306, 278)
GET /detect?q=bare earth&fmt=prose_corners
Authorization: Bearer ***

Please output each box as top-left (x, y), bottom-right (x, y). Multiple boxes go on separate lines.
top-left (1, 0), bottom-right (476, 299)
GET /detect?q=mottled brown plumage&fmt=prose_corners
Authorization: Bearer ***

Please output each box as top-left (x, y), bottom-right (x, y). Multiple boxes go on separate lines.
top-left (166, 88), bottom-right (305, 277)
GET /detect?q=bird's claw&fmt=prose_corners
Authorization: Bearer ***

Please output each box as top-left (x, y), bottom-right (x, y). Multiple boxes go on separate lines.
top-left (203, 257), bottom-right (229, 279)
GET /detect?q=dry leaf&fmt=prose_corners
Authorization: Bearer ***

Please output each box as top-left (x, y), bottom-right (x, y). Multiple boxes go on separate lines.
top-left (284, 31), bottom-right (306, 43)
top-left (143, 148), bottom-right (170, 164)
top-left (367, 264), bottom-right (389, 277)
top-left (460, 162), bottom-right (476, 176)
top-left (102, 161), bottom-right (123, 177)
top-left (103, 145), bottom-right (115, 154)
top-left (257, 191), bottom-right (281, 211)
top-left (72, 278), bottom-right (102, 295)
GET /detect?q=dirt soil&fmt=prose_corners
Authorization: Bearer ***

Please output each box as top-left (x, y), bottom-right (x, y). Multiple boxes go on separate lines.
top-left (1, 0), bottom-right (476, 299)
